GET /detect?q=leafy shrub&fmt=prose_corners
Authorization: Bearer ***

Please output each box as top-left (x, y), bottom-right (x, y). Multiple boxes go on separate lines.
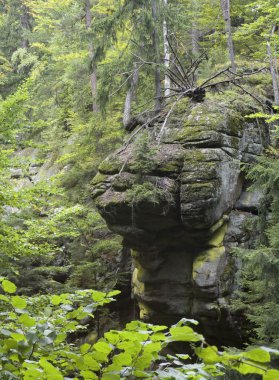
top-left (0, 278), bottom-right (279, 379)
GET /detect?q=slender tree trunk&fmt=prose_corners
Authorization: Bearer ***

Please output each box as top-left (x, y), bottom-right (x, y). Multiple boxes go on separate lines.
top-left (123, 64), bottom-right (139, 128)
top-left (191, 23), bottom-right (200, 56)
top-left (21, 3), bottom-right (31, 48)
top-left (191, 0), bottom-right (199, 56)
top-left (163, 0), bottom-right (170, 98)
top-left (220, 0), bottom-right (236, 73)
top-left (85, 0), bottom-right (98, 112)
top-left (267, 26), bottom-right (279, 106)
top-left (152, 0), bottom-right (162, 111)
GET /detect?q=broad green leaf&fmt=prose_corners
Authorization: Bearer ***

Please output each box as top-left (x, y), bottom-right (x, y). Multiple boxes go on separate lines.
top-left (83, 354), bottom-right (100, 370)
top-left (54, 332), bottom-right (67, 344)
top-left (91, 291), bottom-right (106, 302)
top-left (104, 331), bottom-right (119, 345)
top-left (93, 341), bottom-right (112, 355)
top-left (235, 362), bottom-right (266, 376)
top-left (150, 332), bottom-right (166, 342)
top-left (243, 348), bottom-right (270, 363)
top-left (133, 370), bottom-right (150, 378)
top-left (143, 342), bottom-right (161, 354)
top-left (39, 359), bottom-right (64, 380)
top-left (11, 296), bottom-right (27, 309)
top-left (80, 370), bottom-right (98, 380)
top-left (2, 279), bottom-right (17, 294)
top-left (0, 294), bottom-right (9, 302)
top-left (92, 350), bottom-right (108, 363)
top-left (134, 352), bottom-right (154, 370)
top-left (11, 332), bottom-right (26, 342)
top-left (101, 374), bottom-right (121, 380)
top-left (80, 343), bottom-right (91, 354)
top-left (264, 370), bottom-right (279, 380)
top-left (196, 346), bottom-right (225, 364)
top-left (112, 352), bottom-right (132, 367)
top-left (19, 313), bottom-right (36, 327)
top-left (169, 326), bottom-right (203, 342)
top-left (51, 295), bottom-right (62, 305)
top-left (3, 338), bottom-right (18, 349)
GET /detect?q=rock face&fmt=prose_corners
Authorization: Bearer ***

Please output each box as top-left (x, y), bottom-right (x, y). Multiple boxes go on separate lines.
top-left (92, 95), bottom-right (267, 345)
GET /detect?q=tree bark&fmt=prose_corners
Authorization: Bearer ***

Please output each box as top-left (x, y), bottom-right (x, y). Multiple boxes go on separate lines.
top-left (220, 0), bottom-right (236, 73)
top-left (85, 0), bottom-right (98, 112)
top-left (21, 3), bottom-right (31, 48)
top-left (123, 64), bottom-right (139, 128)
top-left (191, 0), bottom-right (199, 56)
top-left (267, 25), bottom-right (279, 106)
top-left (152, 0), bottom-right (162, 111)
top-left (163, 0), bottom-right (170, 98)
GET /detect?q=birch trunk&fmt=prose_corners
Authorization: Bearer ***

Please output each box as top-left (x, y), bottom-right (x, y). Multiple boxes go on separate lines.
top-left (86, 0), bottom-right (98, 113)
top-left (152, 0), bottom-right (162, 111)
top-left (123, 65), bottom-right (139, 128)
top-left (163, 0), bottom-right (170, 98)
top-left (220, 0), bottom-right (236, 73)
top-left (267, 26), bottom-right (279, 106)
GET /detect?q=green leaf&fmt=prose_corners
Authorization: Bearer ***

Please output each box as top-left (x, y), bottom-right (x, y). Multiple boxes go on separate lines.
top-left (196, 346), bottom-right (224, 364)
top-left (169, 326), bottom-right (203, 342)
top-left (104, 331), bottom-right (119, 345)
top-left (133, 370), bottom-right (150, 378)
top-left (81, 371), bottom-right (98, 380)
top-left (81, 343), bottom-right (91, 354)
top-left (93, 341), bottom-right (112, 355)
top-left (10, 332), bottom-right (26, 342)
top-left (51, 295), bottom-right (62, 305)
top-left (134, 352), bottom-right (154, 370)
top-left (112, 352), bottom-right (132, 367)
top-left (235, 362), bottom-right (266, 376)
top-left (2, 279), bottom-right (17, 294)
top-left (243, 348), bottom-right (270, 363)
top-left (263, 370), bottom-right (279, 380)
top-left (107, 290), bottom-right (121, 297)
top-left (91, 291), bottom-right (106, 302)
top-left (39, 359), bottom-right (64, 379)
top-left (0, 294), bottom-right (9, 302)
top-left (19, 313), bottom-right (36, 327)
top-left (11, 296), bottom-right (27, 309)
top-left (83, 354), bottom-right (100, 370)
top-left (101, 374), bottom-right (121, 380)
top-left (150, 332), bottom-right (166, 342)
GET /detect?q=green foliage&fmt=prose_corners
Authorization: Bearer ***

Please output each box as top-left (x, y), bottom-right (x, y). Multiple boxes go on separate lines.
top-left (0, 278), bottom-right (279, 379)
top-left (233, 143), bottom-right (279, 346)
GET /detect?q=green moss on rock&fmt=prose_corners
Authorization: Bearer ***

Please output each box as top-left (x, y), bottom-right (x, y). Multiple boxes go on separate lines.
top-left (99, 156), bottom-right (121, 174)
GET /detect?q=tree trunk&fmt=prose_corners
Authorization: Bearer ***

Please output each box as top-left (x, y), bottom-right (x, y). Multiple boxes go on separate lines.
top-left (21, 3), bottom-right (31, 48)
top-left (152, 0), bottom-right (162, 111)
top-left (123, 64), bottom-right (139, 128)
top-left (191, 0), bottom-right (199, 56)
top-left (163, 0), bottom-right (170, 98)
top-left (267, 26), bottom-right (279, 106)
top-left (85, 0), bottom-right (98, 112)
top-left (220, 0), bottom-right (236, 73)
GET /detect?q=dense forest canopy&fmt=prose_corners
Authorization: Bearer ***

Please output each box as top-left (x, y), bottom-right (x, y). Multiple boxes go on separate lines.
top-left (1, 0), bottom-right (279, 379)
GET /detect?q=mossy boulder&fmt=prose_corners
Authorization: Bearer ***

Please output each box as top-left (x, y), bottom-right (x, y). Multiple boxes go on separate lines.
top-left (92, 93), bottom-right (267, 345)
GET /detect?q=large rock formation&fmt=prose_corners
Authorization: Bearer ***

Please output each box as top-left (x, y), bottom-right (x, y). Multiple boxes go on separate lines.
top-left (92, 94), bottom-right (267, 345)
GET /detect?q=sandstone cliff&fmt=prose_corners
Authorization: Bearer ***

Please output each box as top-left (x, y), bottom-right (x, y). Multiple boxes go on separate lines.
top-left (92, 94), bottom-right (268, 345)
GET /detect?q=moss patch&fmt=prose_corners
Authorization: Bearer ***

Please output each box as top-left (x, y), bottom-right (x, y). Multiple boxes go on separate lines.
top-left (193, 246), bottom-right (225, 278)
top-left (91, 173), bottom-right (108, 186)
top-left (208, 222), bottom-right (228, 248)
top-left (99, 156), bottom-right (121, 174)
